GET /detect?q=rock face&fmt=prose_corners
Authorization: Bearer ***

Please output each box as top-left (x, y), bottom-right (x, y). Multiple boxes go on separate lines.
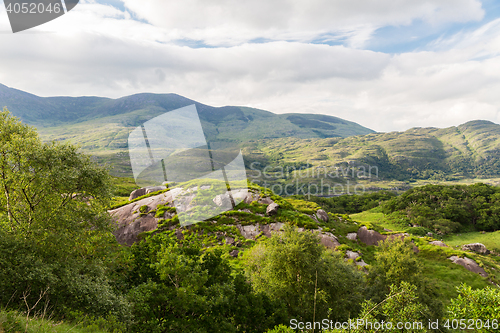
top-left (213, 193), bottom-right (232, 208)
top-left (129, 188), bottom-right (147, 201)
top-left (448, 256), bottom-right (488, 277)
top-left (129, 186), bottom-right (167, 201)
top-left (259, 197), bottom-right (274, 205)
top-left (429, 241), bottom-right (448, 248)
top-left (260, 222), bottom-right (285, 237)
top-left (315, 209), bottom-right (329, 222)
top-left (225, 237), bottom-right (235, 246)
top-left (346, 233), bottom-right (357, 241)
top-left (345, 250), bottom-right (359, 260)
top-left (236, 222), bottom-right (285, 239)
top-left (318, 232), bottom-right (340, 249)
top-left (462, 243), bottom-right (490, 254)
top-left (266, 203), bottom-right (279, 216)
top-left (356, 227), bottom-right (408, 246)
top-left (357, 226), bottom-right (387, 246)
top-left (237, 224), bottom-right (261, 239)
top-left (110, 190), bottom-right (180, 246)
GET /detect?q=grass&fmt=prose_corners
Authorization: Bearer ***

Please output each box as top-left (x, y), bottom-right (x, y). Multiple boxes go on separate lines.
top-left (0, 310), bottom-right (114, 333)
top-left (110, 176), bottom-right (139, 197)
top-left (347, 206), bottom-right (500, 306)
top-left (350, 208), bottom-right (407, 233)
top-left (442, 231), bottom-right (500, 253)
top-left (417, 256), bottom-right (490, 303)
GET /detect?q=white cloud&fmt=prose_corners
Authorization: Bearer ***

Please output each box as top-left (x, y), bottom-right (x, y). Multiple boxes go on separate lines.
top-left (120, 0), bottom-right (484, 47)
top-left (0, 0), bottom-right (499, 133)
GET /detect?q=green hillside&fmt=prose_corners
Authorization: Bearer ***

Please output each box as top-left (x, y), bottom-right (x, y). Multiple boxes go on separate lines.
top-left (243, 120), bottom-right (500, 187)
top-left (4, 83), bottom-right (500, 185)
top-left (2, 108), bottom-right (500, 332)
top-left (0, 84), bottom-right (375, 176)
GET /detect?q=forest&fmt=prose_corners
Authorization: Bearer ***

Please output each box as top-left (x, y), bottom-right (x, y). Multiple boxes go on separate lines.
top-left (1, 107), bottom-right (499, 332)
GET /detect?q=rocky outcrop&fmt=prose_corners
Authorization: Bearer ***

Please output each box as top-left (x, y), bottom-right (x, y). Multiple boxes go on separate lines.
top-left (266, 203), bottom-right (279, 216)
top-left (259, 197), bottom-right (274, 205)
top-left (225, 237), bottom-right (235, 246)
top-left (236, 222), bottom-right (286, 239)
top-left (260, 222), bottom-right (285, 237)
top-left (110, 189), bottom-right (182, 246)
top-left (448, 256), bottom-right (487, 277)
top-left (356, 227), bottom-right (409, 246)
top-left (429, 241), bottom-right (448, 248)
top-left (315, 209), bottom-right (329, 222)
top-left (345, 250), bottom-right (367, 267)
top-left (357, 226), bottom-right (387, 246)
top-left (213, 193), bottom-right (232, 208)
top-left (318, 232), bottom-right (340, 249)
top-left (345, 250), bottom-right (359, 260)
top-left (237, 224), bottom-right (261, 239)
top-left (346, 233), bottom-right (357, 241)
top-left (129, 186), bottom-right (167, 201)
top-left (462, 243), bottom-right (490, 255)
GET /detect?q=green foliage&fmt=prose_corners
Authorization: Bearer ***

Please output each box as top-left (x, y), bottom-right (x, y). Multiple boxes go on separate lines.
top-left (367, 238), bottom-right (444, 322)
top-left (125, 232), bottom-right (286, 332)
top-left (0, 109), bottom-right (130, 327)
top-left (0, 230), bottom-right (130, 322)
top-left (383, 183), bottom-right (500, 232)
top-left (304, 191), bottom-right (396, 214)
top-left (447, 284), bottom-right (500, 332)
top-left (110, 176), bottom-right (140, 197)
top-left (405, 226), bottom-right (432, 237)
top-left (327, 282), bottom-right (429, 333)
top-left (0, 108), bottom-right (113, 249)
top-left (244, 225), bottom-right (364, 322)
top-left (0, 309), bottom-right (118, 333)
top-left (265, 324), bottom-right (295, 332)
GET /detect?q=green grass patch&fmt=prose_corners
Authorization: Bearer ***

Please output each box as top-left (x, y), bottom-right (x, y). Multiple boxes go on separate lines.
top-left (0, 309), bottom-right (119, 333)
top-left (108, 188), bottom-right (171, 209)
top-left (350, 208), bottom-right (408, 233)
top-left (442, 231), bottom-right (500, 253)
top-left (283, 197), bottom-right (321, 215)
top-left (418, 256), bottom-right (490, 304)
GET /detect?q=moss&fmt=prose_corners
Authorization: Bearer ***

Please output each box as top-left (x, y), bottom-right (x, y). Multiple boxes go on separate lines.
top-left (157, 215), bottom-right (180, 230)
top-left (283, 197), bottom-right (321, 215)
top-left (155, 204), bottom-right (177, 218)
top-left (108, 188), bottom-right (171, 209)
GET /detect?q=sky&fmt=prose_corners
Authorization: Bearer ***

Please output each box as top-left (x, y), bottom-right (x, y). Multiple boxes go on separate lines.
top-left (1, 0), bottom-right (500, 132)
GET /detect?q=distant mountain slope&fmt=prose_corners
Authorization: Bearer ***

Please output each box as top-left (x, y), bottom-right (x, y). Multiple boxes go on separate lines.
top-left (243, 120), bottom-right (500, 181)
top-left (0, 84), bottom-right (375, 176)
top-left (0, 83), bottom-right (374, 140)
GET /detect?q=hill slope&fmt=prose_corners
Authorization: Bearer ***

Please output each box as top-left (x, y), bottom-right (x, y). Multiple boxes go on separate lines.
top-left (0, 83), bottom-right (373, 144)
top-left (243, 120), bottom-right (500, 183)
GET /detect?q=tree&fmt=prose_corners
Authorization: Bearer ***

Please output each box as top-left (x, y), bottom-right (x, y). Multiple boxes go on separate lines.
top-left (0, 108), bottom-right (128, 321)
top-left (244, 225), bottom-right (364, 322)
top-left (127, 233), bottom-right (286, 333)
top-left (0, 107), bottom-right (112, 255)
top-left (326, 282), bottom-right (429, 333)
top-left (367, 238), bottom-right (443, 323)
top-left (447, 284), bottom-right (500, 333)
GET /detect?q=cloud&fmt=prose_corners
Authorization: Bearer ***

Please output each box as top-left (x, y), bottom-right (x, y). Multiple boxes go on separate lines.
top-left (121, 0), bottom-right (484, 47)
top-left (0, 0), bottom-right (499, 133)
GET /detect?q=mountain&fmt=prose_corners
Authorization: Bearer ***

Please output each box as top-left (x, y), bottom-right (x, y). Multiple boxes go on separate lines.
top-left (0, 83), bottom-right (375, 175)
top-left (242, 119), bottom-right (500, 182)
top-left (4, 83), bottom-right (500, 182)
